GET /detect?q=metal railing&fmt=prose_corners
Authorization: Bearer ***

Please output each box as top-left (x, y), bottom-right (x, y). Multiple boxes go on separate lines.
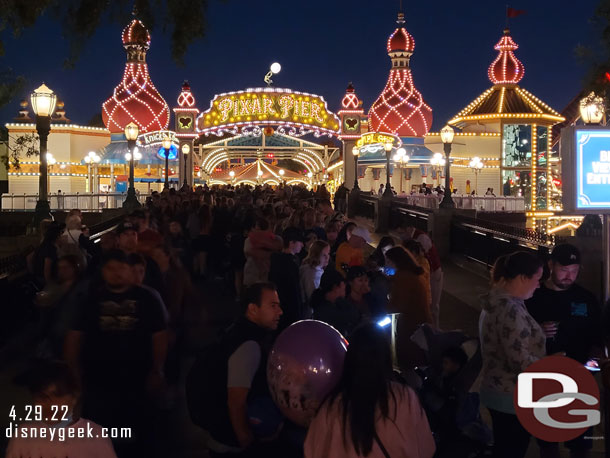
top-left (0, 214), bottom-right (124, 280)
top-left (450, 214), bottom-right (564, 268)
top-left (1, 192), bottom-right (150, 212)
top-left (392, 194), bottom-right (526, 212)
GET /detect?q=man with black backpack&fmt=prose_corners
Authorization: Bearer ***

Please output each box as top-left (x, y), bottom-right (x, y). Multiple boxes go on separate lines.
top-left (187, 282), bottom-right (283, 457)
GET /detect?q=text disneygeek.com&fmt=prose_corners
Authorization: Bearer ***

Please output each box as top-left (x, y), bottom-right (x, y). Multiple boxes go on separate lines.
top-left (5, 423), bottom-right (132, 442)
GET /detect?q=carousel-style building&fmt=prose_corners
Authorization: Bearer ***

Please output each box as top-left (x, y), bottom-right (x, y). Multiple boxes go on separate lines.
top-left (3, 11), bottom-right (573, 226)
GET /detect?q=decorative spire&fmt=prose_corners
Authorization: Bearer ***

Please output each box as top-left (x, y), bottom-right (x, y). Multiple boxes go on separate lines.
top-left (387, 12), bottom-right (414, 55)
top-left (14, 99), bottom-right (32, 123)
top-left (102, 18), bottom-right (169, 134)
top-left (368, 13), bottom-right (432, 137)
top-left (53, 100), bottom-right (70, 123)
top-left (340, 83), bottom-right (361, 110)
top-left (488, 28), bottom-right (525, 85)
top-left (177, 80), bottom-right (196, 108)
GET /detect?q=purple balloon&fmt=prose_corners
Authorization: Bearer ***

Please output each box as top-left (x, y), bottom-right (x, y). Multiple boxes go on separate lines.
top-left (267, 320), bottom-right (348, 427)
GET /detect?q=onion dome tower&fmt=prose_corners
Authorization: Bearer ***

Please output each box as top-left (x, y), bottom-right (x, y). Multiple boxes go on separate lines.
top-left (488, 30), bottom-right (524, 85)
top-left (449, 29), bottom-right (563, 128)
top-left (368, 13), bottom-right (433, 137)
top-left (102, 18), bottom-right (170, 134)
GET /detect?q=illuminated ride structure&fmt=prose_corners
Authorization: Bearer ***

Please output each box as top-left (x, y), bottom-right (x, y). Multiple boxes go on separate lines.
top-left (447, 28), bottom-right (566, 230)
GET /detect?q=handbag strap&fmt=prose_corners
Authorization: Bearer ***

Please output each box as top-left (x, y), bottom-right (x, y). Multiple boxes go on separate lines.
top-left (374, 431), bottom-right (391, 458)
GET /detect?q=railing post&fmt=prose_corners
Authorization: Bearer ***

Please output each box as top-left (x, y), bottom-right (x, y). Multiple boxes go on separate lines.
top-left (348, 188), bottom-right (360, 218)
top-left (377, 194), bottom-right (391, 233)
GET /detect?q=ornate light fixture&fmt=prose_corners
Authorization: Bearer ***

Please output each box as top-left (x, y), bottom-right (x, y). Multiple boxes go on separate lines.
top-left (579, 92), bottom-right (604, 125)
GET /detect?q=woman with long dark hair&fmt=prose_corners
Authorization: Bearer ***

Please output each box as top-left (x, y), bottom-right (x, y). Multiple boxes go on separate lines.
top-left (304, 324), bottom-right (435, 457)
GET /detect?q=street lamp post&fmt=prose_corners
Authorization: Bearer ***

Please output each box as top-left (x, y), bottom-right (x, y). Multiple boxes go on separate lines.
top-left (469, 157), bottom-right (484, 195)
top-left (439, 125), bottom-right (456, 209)
top-left (383, 142), bottom-right (394, 198)
top-left (307, 171), bottom-right (313, 189)
top-left (393, 147), bottom-right (409, 193)
top-left (31, 83), bottom-right (57, 226)
top-left (352, 146), bottom-right (360, 190)
top-left (84, 151), bottom-right (101, 193)
top-left (181, 143), bottom-right (190, 188)
top-left (162, 135), bottom-right (172, 189)
top-left (229, 170), bottom-right (235, 185)
top-left (430, 153), bottom-right (446, 188)
top-left (123, 122), bottom-right (141, 210)
top-left (279, 168), bottom-right (285, 185)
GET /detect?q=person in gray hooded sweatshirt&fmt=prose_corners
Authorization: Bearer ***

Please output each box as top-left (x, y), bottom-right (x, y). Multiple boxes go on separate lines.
top-left (479, 252), bottom-right (545, 458)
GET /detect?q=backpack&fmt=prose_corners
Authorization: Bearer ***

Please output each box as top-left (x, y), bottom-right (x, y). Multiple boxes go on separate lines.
top-left (185, 341), bottom-right (228, 430)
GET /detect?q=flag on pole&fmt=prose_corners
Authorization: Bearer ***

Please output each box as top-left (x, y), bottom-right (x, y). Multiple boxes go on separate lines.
top-left (507, 7), bottom-right (526, 18)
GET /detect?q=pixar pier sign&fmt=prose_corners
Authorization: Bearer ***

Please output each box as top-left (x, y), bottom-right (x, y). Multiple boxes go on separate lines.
top-left (197, 87), bottom-right (340, 137)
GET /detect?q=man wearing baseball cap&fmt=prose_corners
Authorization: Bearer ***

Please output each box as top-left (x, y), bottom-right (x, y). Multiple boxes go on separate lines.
top-left (526, 243), bottom-right (603, 456)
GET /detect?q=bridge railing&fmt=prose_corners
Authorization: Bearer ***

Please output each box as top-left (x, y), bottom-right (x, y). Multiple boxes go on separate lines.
top-left (1, 192), bottom-right (150, 211)
top-left (353, 191), bottom-right (560, 268)
top-left (392, 194), bottom-right (526, 212)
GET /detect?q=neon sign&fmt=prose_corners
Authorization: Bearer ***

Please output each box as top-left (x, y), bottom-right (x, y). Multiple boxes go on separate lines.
top-left (356, 132), bottom-right (400, 149)
top-left (137, 130), bottom-right (177, 147)
top-left (197, 87), bottom-right (340, 138)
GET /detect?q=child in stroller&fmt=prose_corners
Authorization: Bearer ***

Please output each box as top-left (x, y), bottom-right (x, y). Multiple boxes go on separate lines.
top-left (410, 324), bottom-right (492, 458)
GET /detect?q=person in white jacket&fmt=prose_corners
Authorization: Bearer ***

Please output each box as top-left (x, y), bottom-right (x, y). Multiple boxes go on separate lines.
top-left (300, 240), bottom-right (330, 305)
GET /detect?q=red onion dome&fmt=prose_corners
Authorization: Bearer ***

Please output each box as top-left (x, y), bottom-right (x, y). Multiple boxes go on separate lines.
top-left (102, 19), bottom-right (169, 134)
top-left (368, 70), bottom-right (432, 137)
top-left (369, 12), bottom-right (432, 137)
top-left (122, 19), bottom-right (151, 49)
top-left (488, 29), bottom-right (524, 85)
top-left (386, 13), bottom-right (414, 53)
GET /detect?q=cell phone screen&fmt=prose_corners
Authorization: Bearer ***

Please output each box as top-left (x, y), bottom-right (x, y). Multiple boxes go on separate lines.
top-left (584, 359), bottom-right (600, 372)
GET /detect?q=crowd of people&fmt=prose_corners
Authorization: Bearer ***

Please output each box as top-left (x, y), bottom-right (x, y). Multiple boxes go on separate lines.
top-left (2, 181), bottom-right (607, 458)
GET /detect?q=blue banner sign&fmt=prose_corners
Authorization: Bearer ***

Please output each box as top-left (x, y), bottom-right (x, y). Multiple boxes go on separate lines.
top-left (576, 130), bottom-right (610, 209)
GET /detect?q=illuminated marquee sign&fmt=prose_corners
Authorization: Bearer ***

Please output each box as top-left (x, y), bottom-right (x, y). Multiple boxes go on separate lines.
top-left (137, 130), bottom-right (177, 147)
top-left (136, 130), bottom-right (179, 161)
top-left (561, 127), bottom-right (610, 212)
top-left (356, 132), bottom-right (401, 149)
top-left (197, 87), bottom-right (340, 138)
top-left (355, 132), bottom-right (403, 164)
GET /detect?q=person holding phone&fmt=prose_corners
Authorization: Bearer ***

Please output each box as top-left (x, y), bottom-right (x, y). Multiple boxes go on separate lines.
top-left (526, 244), bottom-right (603, 458)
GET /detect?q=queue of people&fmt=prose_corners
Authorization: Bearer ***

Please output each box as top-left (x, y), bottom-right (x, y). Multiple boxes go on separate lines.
top-left (7, 180), bottom-right (607, 458)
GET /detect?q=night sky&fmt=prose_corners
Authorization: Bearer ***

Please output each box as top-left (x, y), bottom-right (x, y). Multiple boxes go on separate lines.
top-left (0, 0), bottom-right (599, 132)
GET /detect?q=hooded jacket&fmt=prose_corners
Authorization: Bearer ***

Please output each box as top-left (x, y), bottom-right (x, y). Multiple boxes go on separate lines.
top-left (479, 288), bottom-right (545, 413)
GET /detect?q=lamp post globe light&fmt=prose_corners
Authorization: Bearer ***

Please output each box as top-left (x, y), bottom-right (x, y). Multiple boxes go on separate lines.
top-left (84, 151), bottom-right (101, 193)
top-left (162, 135), bottom-right (172, 189)
top-left (469, 157), bottom-right (484, 195)
top-left (264, 62), bottom-right (282, 86)
top-left (181, 143), bottom-right (191, 188)
top-left (279, 168), bottom-right (285, 184)
top-left (31, 83), bottom-right (57, 227)
top-left (352, 146), bottom-right (360, 190)
top-left (393, 148), bottom-right (409, 193)
top-left (383, 141), bottom-right (394, 198)
top-left (580, 92), bottom-right (605, 125)
top-left (439, 124), bottom-right (456, 209)
top-left (122, 122), bottom-right (141, 210)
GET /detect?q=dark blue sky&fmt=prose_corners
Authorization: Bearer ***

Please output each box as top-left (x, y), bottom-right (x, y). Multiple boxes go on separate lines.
top-left (1, 0), bottom-right (599, 131)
